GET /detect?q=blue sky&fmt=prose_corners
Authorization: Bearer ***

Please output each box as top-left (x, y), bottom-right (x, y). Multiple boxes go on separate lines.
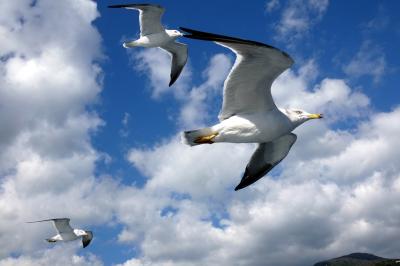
top-left (1, 1), bottom-right (400, 266)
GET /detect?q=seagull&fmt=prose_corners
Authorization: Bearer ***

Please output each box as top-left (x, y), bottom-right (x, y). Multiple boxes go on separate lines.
top-left (27, 218), bottom-right (93, 248)
top-left (180, 28), bottom-right (323, 191)
top-left (108, 3), bottom-right (188, 87)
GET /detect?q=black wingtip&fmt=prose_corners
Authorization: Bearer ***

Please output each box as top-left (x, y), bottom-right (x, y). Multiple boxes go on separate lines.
top-left (234, 180), bottom-right (249, 191)
top-left (234, 164), bottom-right (274, 191)
top-left (82, 231), bottom-right (93, 248)
top-left (108, 4), bottom-right (163, 9)
top-left (169, 75), bottom-right (178, 87)
top-left (234, 184), bottom-right (243, 191)
top-left (180, 27), bottom-right (274, 48)
top-left (108, 4), bottom-right (124, 8)
top-left (180, 27), bottom-right (294, 63)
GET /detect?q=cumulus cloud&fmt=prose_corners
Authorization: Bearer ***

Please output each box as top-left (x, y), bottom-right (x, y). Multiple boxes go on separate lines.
top-left (179, 53), bottom-right (231, 128)
top-left (133, 49), bottom-right (231, 128)
top-left (120, 112), bottom-right (131, 138)
top-left (343, 41), bottom-right (387, 83)
top-left (273, 60), bottom-right (370, 120)
top-left (0, 0), bottom-right (116, 260)
top-left (270, 0), bottom-right (329, 42)
top-left (362, 6), bottom-right (389, 33)
top-left (0, 245), bottom-right (103, 266)
top-left (265, 0), bottom-right (280, 13)
top-left (132, 48), bottom-right (191, 99)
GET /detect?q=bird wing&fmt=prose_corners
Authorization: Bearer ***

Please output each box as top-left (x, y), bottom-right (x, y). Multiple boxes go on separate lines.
top-left (235, 133), bottom-right (297, 191)
top-left (160, 41), bottom-right (188, 86)
top-left (108, 4), bottom-right (165, 36)
top-left (82, 231), bottom-right (93, 248)
top-left (27, 218), bottom-right (74, 234)
top-left (181, 27), bottom-right (294, 121)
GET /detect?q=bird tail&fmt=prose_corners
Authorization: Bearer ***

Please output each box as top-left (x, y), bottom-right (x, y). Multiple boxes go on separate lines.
top-left (123, 41), bottom-right (137, 48)
top-left (181, 127), bottom-right (215, 146)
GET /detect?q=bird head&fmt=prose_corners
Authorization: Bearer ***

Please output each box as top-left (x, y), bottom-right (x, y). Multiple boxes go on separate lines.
top-left (166, 29), bottom-right (183, 38)
top-left (284, 108), bottom-right (323, 126)
top-left (74, 229), bottom-right (88, 236)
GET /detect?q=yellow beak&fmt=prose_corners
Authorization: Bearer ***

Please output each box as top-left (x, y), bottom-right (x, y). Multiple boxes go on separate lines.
top-left (308, 113), bottom-right (323, 119)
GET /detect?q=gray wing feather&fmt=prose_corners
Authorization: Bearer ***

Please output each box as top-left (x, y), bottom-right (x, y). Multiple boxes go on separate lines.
top-left (109, 4), bottom-right (165, 36)
top-left (27, 218), bottom-right (73, 234)
top-left (180, 27), bottom-right (293, 121)
top-left (218, 42), bottom-right (293, 120)
top-left (235, 133), bottom-right (297, 190)
top-left (160, 41), bottom-right (188, 86)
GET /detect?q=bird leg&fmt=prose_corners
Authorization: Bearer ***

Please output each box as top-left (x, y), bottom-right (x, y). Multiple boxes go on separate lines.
top-left (194, 133), bottom-right (218, 144)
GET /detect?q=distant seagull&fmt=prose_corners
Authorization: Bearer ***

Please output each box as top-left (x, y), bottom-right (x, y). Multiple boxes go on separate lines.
top-left (109, 3), bottom-right (188, 87)
top-left (28, 218), bottom-right (93, 248)
top-left (181, 28), bottom-right (323, 191)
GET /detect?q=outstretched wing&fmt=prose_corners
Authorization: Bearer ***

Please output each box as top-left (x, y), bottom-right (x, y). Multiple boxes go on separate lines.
top-left (235, 133), bottom-right (297, 191)
top-left (160, 41), bottom-right (188, 86)
top-left (82, 231), bottom-right (93, 248)
top-left (27, 218), bottom-right (73, 234)
top-left (109, 4), bottom-right (165, 36)
top-left (181, 27), bottom-right (294, 121)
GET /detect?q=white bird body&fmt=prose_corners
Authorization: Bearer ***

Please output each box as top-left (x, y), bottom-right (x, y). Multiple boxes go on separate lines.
top-left (48, 229), bottom-right (86, 242)
top-left (211, 110), bottom-right (293, 143)
top-left (109, 4), bottom-right (188, 86)
top-left (181, 28), bottom-right (323, 190)
top-left (123, 31), bottom-right (179, 48)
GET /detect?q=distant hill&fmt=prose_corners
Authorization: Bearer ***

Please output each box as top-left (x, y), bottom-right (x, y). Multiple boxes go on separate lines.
top-left (314, 252), bottom-right (400, 266)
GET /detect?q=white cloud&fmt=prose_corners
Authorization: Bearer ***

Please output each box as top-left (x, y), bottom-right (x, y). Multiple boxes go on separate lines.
top-left (265, 0), bottom-right (280, 13)
top-left (362, 6), bottom-right (389, 33)
top-left (179, 53), bottom-right (231, 128)
top-left (132, 50), bottom-right (232, 128)
top-left (0, 245), bottom-right (103, 266)
top-left (272, 0), bottom-right (329, 42)
top-left (0, 0), bottom-right (117, 260)
top-left (273, 60), bottom-right (370, 121)
top-left (120, 112), bottom-right (131, 137)
top-left (343, 41), bottom-right (387, 83)
top-left (128, 138), bottom-right (253, 199)
top-left (132, 48), bottom-right (191, 99)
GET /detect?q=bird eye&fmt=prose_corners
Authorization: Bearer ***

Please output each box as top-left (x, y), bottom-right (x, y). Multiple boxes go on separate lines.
top-left (294, 110), bottom-right (302, 114)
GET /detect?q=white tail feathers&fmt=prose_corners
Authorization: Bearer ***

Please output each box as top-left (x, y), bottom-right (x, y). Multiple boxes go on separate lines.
top-left (123, 41), bottom-right (136, 48)
top-left (181, 128), bottom-right (214, 146)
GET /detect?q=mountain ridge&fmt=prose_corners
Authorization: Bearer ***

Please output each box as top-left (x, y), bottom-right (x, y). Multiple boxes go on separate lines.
top-left (314, 252), bottom-right (399, 266)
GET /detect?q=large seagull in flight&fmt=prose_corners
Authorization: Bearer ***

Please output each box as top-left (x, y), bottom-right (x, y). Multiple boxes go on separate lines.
top-left (181, 28), bottom-right (323, 191)
top-left (109, 3), bottom-right (188, 86)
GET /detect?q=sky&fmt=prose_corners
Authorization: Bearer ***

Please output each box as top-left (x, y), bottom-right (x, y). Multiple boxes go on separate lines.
top-left (0, 0), bottom-right (400, 266)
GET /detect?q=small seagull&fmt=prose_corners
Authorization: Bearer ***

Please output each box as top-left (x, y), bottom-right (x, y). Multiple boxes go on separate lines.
top-left (109, 3), bottom-right (188, 87)
top-left (27, 218), bottom-right (93, 248)
top-left (181, 28), bottom-right (323, 191)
